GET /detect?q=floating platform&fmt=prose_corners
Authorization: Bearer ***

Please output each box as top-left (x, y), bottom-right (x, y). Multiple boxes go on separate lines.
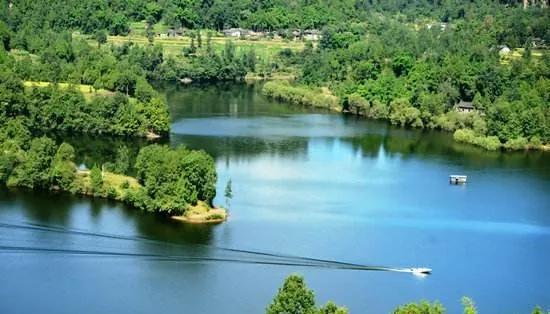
top-left (450, 175), bottom-right (467, 184)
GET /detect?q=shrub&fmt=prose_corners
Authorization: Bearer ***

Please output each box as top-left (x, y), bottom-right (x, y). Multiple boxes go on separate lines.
top-left (504, 137), bottom-right (528, 150)
top-left (389, 98), bottom-right (423, 127)
top-left (206, 213), bottom-right (225, 221)
top-left (120, 180), bottom-right (130, 189)
top-left (262, 81), bottom-right (337, 109)
top-left (454, 129), bottom-right (502, 151)
top-left (529, 136), bottom-right (542, 147)
top-left (369, 100), bottom-right (389, 119)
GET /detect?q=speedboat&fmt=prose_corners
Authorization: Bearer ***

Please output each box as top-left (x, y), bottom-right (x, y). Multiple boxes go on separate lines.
top-left (411, 267), bottom-right (432, 275)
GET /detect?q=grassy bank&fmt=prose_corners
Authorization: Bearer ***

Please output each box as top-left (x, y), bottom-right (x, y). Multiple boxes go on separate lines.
top-left (23, 81), bottom-right (114, 102)
top-left (172, 201), bottom-right (228, 224)
top-left (74, 33), bottom-right (304, 60)
top-left (73, 168), bottom-right (227, 224)
top-left (262, 81), bottom-right (339, 111)
top-left (262, 81), bottom-right (548, 152)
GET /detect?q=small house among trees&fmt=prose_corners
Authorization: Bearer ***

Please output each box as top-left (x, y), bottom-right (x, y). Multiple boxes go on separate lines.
top-left (455, 100), bottom-right (475, 113)
top-left (223, 28), bottom-right (249, 38)
top-left (303, 29), bottom-right (321, 41)
top-left (498, 45), bottom-right (511, 55)
top-left (167, 28), bottom-right (185, 38)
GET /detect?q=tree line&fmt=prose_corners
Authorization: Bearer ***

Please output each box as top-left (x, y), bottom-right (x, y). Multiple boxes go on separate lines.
top-left (1, 0), bottom-right (548, 148)
top-left (0, 121), bottom-right (217, 216)
top-left (267, 274), bottom-right (549, 314)
top-left (269, 6), bottom-right (549, 150)
top-left (3, 0), bottom-right (546, 34)
top-left (0, 34), bottom-right (170, 137)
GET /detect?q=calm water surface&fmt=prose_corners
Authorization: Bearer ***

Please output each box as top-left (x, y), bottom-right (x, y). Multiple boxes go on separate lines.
top-left (1, 83), bottom-right (549, 314)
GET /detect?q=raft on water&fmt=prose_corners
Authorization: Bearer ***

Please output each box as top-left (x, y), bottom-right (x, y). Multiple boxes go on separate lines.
top-left (449, 175), bottom-right (467, 184)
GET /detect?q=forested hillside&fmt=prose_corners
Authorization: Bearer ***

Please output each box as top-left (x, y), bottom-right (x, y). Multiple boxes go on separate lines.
top-left (2, 0), bottom-right (548, 34)
top-left (267, 6), bottom-right (549, 150)
top-left (1, 0), bottom-right (548, 150)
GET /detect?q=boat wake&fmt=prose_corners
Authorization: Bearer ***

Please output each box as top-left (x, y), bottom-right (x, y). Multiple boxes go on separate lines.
top-left (0, 221), bottom-right (431, 276)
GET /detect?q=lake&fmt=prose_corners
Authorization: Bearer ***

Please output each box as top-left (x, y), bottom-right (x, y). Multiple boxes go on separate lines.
top-left (1, 83), bottom-right (549, 314)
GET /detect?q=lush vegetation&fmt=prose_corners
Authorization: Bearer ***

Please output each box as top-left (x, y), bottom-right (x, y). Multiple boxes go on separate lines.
top-left (266, 3), bottom-right (549, 150)
top-left (0, 122), bottom-right (218, 217)
top-left (0, 39), bottom-right (170, 137)
top-left (267, 275), bottom-right (348, 314)
top-left (263, 81), bottom-right (339, 110)
top-left (267, 274), bottom-right (549, 314)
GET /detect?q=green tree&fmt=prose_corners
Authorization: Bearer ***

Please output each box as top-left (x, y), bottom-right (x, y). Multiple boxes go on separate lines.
top-left (113, 145), bottom-right (130, 174)
top-left (9, 137), bottom-right (57, 189)
top-left (246, 49), bottom-right (257, 72)
top-left (531, 306), bottom-right (549, 314)
top-left (49, 143), bottom-right (76, 190)
top-left (90, 165), bottom-right (103, 195)
top-left (0, 21), bottom-right (11, 50)
top-left (462, 297), bottom-right (477, 314)
top-left (95, 30), bottom-right (107, 48)
top-left (197, 30), bottom-right (202, 48)
top-left (318, 301), bottom-right (348, 314)
top-left (266, 275), bottom-right (317, 314)
top-left (393, 300), bottom-right (445, 314)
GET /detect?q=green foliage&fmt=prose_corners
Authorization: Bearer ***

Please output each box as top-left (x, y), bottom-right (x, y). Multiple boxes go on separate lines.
top-left (134, 145), bottom-right (217, 215)
top-left (393, 300), bottom-right (445, 314)
top-left (95, 30), bottom-right (107, 47)
top-left (453, 129), bottom-right (502, 151)
top-left (347, 93), bottom-right (369, 115)
top-left (267, 275), bottom-right (317, 314)
top-left (462, 297), bottom-right (477, 314)
top-left (0, 121), bottom-right (218, 218)
top-left (49, 143), bottom-right (76, 190)
top-left (318, 302), bottom-right (348, 314)
top-left (90, 165), bottom-right (103, 194)
top-left (0, 118), bottom-right (32, 148)
top-left (120, 180), bottom-right (130, 189)
top-left (0, 141), bottom-right (24, 183)
top-left (9, 137), bottom-right (57, 188)
top-left (531, 306), bottom-right (550, 314)
top-left (0, 21), bottom-right (11, 50)
top-left (263, 81), bottom-right (338, 109)
top-left (389, 98), bottom-right (423, 128)
top-left (504, 137), bottom-right (529, 150)
top-left (112, 145), bottom-right (131, 174)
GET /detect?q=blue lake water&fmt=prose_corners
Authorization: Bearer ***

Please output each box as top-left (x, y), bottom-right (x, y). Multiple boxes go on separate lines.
top-left (1, 83), bottom-right (549, 314)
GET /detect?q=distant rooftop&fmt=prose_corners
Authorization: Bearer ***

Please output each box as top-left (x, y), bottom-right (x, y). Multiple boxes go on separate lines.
top-left (457, 100), bottom-right (474, 109)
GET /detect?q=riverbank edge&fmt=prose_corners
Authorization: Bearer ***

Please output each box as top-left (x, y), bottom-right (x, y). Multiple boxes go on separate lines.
top-left (73, 170), bottom-right (228, 225)
top-left (22, 80), bottom-right (170, 139)
top-left (261, 81), bottom-right (549, 152)
top-left (171, 205), bottom-right (228, 224)
top-left (5, 168), bottom-right (228, 225)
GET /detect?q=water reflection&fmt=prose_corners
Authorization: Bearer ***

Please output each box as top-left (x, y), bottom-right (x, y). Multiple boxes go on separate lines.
top-left (1, 83), bottom-right (549, 314)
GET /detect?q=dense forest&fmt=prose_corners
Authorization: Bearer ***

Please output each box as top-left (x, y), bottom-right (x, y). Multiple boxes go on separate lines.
top-left (265, 7), bottom-right (549, 150)
top-left (0, 35), bottom-right (170, 137)
top-left (3, 0), bottom-right (547, 150)
top-left (2, 0), bottom-right (548, 34)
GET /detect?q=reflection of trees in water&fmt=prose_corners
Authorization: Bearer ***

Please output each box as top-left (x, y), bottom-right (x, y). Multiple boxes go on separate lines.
top-left (60, 135), bottom-right (157, 175)
top-left (155, 81), bottom-right (313, 119)
top-left (6, 188), bottom-right (75, 225)
top-left (171, 135), bottom-right (309, 162)
top-left (0, 187), bottom-right (216, 247)
top-left (345, 125), bottom-right (550, 177)
top-left (133, 212), bottom-right (216, 246)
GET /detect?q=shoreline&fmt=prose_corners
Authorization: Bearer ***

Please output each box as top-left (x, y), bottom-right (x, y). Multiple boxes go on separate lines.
top-left (171, 202), bottom-right (228, 224)
top-left (262, 81), bottom-right (548, 152)
top-left (73, 170), bottom-right (228, 225)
